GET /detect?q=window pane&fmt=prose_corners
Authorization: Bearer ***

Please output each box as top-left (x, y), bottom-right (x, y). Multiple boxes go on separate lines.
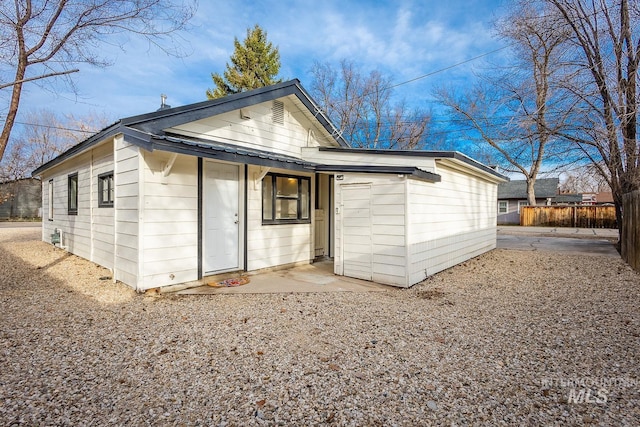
top-left (276, 176), bottom-right (298, 197)
top-left (48, 180), bottom-right (54, 220)
top-left (108, 176), bottom-right (114, 203)
top-left (300, 179), bottom-right (309, 219)
top-left (276, 198), bottom-right (298, 219)
top-left (68, 174), bottom-right (78, 214)
top-left (262, 177), bottom-right (273, 220)
top-left (102, 177), bottom-right (109, 202)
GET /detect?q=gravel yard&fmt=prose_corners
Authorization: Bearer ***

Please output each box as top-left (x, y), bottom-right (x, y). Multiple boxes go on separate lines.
top-left (1, 226), bottom-right (639, 426)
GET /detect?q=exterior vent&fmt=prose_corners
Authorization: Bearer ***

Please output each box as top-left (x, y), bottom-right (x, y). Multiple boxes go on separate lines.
top-left (272, 100), bottom-right (284, 125)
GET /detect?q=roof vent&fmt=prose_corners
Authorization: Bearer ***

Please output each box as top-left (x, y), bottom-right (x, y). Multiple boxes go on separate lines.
top-left (157, 94), bottom-right (171, 111)
top-left (272, 100), bottom-right (284, 125)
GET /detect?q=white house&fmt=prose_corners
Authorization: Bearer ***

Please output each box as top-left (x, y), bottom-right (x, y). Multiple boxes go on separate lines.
top-left (32, 80), bottom-right (506, 291)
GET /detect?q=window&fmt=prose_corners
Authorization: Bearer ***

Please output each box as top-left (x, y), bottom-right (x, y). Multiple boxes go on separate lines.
top-left (517, 200), bottom-right (529, 213)
top-left (48, 179), bottom-right (54, 220)
top-left (262, 173), bottom-right (311, 224)
top-left (498, 200), bottom-right (508, 214)
top-left (68, 173), bottom-right (78, 215)
top-left (98, 171), bottom-right (114, 207)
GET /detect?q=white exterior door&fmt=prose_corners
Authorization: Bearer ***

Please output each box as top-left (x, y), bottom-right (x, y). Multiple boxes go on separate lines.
top-left (204, 161), bottom-right (239, 273)
top-left (341, 184), bottom-right (373, 281)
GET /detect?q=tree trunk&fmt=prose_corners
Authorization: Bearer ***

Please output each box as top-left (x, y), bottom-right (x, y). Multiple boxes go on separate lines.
top-left (526, 178), bottom-right (537, 206)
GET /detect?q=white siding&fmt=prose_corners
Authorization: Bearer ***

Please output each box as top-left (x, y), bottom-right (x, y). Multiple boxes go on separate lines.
top-left (169, 98), bottom-right (330, 159)
top-left (138, 151), bottom-right (198, 290)
top-left (246, 165), bottom-right (314, 271)
top-left (408, 163), bottom-right (497, 284)
top-left (114, 137), bottom-right (140, 288)
top-left (91, 143), bottom-right (115, 269)
top-left (335, 174), bottom-right (408, 287)
top-left (41, 152), bottom-right (91, 258)
top-left (40, 141), bottom-right (115, 270)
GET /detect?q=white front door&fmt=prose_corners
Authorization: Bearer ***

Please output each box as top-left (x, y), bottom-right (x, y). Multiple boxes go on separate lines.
top-left (341, 184), bottom-right (373, 281)
top-left (204, 161), bottom-right (239, 273)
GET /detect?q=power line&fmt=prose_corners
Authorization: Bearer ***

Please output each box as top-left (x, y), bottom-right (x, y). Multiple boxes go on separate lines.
top-left (385, 45), bottom-right (512, 90)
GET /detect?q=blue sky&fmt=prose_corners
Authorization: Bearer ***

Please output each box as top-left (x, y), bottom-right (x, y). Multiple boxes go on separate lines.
top-left (15, 0), bottom-right (508, 134)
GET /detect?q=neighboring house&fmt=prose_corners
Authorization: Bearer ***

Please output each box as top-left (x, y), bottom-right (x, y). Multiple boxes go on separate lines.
top-left (0, 178), bottom-right (41, 219)
top-left (582, 191), bottom-right (614, 205)
top-left (497, 178), bottom-right (559, 225)
top-left (32, 80), bottom-right (506, 291)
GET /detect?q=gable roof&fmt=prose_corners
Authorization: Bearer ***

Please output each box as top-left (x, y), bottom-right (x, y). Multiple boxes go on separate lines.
top-left (317, 147), bottom-right (507, 181)
top-left (498, 178), bottom-right (559, 199)
top-left (33, 80), bottom-right (347, 176)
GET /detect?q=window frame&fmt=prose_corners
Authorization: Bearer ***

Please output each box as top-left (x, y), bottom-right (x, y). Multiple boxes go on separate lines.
top-left (67, 173), bottom-right (78, 215)
top-left (517, 200), bottom-right (529, 213)
top-left (498, 200), bottom-right (508, 214)
top-left (48, 179), bottom-right (54, 221)
top-left (98, 171), bottom-right (114, 208)
top-left (262, 173), bottom-right (311, 225)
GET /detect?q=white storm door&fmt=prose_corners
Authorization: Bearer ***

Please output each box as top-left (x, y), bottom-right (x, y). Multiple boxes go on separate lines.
top-left (341, 184), bottom-right (373, 281)
top-left (204, 161), bottom-right (239, 273)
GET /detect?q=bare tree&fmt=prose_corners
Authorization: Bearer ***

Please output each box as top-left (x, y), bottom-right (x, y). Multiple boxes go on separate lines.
top-left (560, 164), bottom-right (611, 193)
top-left (436, 1), bottom-right (571, 205)
top-left (309, 60), bottom-right (431, 149)
top-left (544, 0), bottom-right (639, 234)
top-left (0, 0), bottom-right (196, 162)
top-left (0, 109), bottom-right (106, 182)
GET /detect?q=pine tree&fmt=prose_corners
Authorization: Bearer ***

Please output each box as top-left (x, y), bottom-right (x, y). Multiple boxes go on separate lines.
top-left (206, 25), bottom-right (282, 99)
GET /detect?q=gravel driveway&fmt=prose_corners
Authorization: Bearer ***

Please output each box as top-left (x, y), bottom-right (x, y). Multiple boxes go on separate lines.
top-left (1, 227), bottom-right (639, 425)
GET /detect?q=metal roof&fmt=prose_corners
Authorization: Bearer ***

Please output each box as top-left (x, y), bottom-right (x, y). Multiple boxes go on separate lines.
top-left (317, 147), bottom-right (507, 180)
top-left (33, 80), bottom-right (346, 176)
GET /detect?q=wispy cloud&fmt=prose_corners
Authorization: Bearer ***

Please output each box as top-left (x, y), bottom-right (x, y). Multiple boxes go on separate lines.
top-left (12, 0), bottom-right (507, 122)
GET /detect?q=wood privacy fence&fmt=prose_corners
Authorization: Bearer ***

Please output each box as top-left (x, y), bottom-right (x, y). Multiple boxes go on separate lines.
top-left (520, 206), bottom-right (617, 228)
top-left (622, 190), bottom-right (640, 271)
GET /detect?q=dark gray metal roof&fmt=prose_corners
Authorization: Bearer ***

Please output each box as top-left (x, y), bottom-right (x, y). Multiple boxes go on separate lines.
top-left (314, 165), bottom-right (441, 182)
top-left (121, 79), bottom-right (348, 147)
top-left (33, 80), bottom-right (347, 176)
top-left (317, 147), bottom-right (506, 180)
top-left (498, 178), bottom-right (559, 199)
top-left (151, 134), bottom-right (317, 171)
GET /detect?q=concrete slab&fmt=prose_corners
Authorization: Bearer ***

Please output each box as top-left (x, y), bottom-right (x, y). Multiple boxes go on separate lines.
top-left (0, 221), bottom-right (42, 228)
top-left (176, 260), bottom-right (393, 295)
top-left (497, 234), bottom-right (619, 257)
top-left (498, 226), bottom-right (618, 239)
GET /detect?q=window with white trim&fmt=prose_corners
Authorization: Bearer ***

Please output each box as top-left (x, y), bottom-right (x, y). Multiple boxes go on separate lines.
top-left (498, 200), bottom-right (508, 214)
top-left (262, 173), bottom-right (311, 224)
top-left (517, 200), bottom-right (529, 213)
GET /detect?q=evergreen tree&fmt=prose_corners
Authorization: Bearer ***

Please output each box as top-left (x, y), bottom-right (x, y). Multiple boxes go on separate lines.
top-left (207, 25), bottom-right (282, 99)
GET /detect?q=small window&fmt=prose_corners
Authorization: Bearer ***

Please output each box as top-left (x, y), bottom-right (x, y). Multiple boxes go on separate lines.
top-left (262, 173), bottom-right (311, 224)
top-left (98, 171), bottom-right (114, 207)
top-left (48, 179), bottom-right (54, 220)
top-left (517, 200), bottom-right (529, 213)
top-left (68, 173), bottom-right (78, 215)
top-left (498, 200), bottom-right (508, 214)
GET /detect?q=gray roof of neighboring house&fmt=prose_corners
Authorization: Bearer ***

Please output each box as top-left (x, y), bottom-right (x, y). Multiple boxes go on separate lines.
top-left (498, 178), bottom-right (559, 199)
top-left (552, 194), bottom-right (583, 203)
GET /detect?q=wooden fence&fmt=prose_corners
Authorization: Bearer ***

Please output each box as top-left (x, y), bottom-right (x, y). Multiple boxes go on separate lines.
top-left (621, 190), bottom-right (640, 271)
top-left (520, 205), bottom-right (617, 228)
